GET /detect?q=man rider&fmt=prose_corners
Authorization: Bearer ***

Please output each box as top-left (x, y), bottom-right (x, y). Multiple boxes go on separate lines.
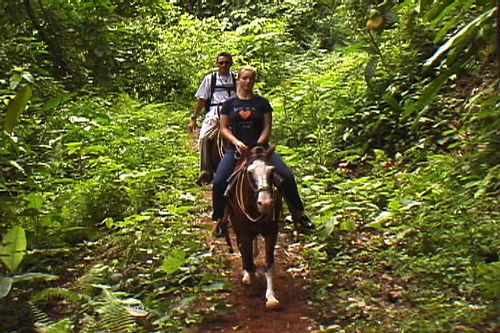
top-left (189, 52), bottom-right (237, 185)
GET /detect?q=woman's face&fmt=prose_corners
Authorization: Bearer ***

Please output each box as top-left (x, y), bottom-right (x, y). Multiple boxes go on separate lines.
top-left (238, 70), bottom-right (256, 92)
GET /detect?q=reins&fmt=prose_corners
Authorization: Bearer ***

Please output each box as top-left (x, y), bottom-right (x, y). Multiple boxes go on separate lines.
top-left (216, 128), bottom-right (225, 159)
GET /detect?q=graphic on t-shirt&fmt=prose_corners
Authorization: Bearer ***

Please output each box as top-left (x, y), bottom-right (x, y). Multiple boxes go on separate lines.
top-left (239, 109), bottom-right (252, 120)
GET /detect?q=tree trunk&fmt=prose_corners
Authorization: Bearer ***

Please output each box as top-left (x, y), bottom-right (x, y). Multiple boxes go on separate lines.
top-left (23, 0), bottom-right (69, 79)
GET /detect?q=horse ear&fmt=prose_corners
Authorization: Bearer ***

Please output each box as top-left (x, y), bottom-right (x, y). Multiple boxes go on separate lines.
top-left (266, 144), bottom-right (276, 157)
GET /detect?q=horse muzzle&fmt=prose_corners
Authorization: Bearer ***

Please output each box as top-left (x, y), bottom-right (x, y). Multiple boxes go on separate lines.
top-left (257, 192), bottom-right (274, 214)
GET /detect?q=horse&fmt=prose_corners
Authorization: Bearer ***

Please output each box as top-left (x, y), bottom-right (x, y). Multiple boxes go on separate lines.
top-left (223, 145), bottom-right (283, 309)
top-left (208, 125), bottom-right (227, 176)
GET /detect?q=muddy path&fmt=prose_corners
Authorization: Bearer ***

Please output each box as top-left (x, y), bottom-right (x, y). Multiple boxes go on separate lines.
top-left (196, 216), bottom-right (318, 333)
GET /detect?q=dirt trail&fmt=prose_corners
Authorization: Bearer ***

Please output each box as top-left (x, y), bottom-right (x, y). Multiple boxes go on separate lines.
top-left (197, 217), bottom-right (318, 333)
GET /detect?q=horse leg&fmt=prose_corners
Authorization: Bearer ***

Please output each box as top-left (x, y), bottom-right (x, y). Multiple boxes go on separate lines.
top-left (239, 235), bottom-right (256, 285)
top-left (264, 230), bottom-right (279, 309)
top-left (253, 236), bottom-right (259, 258)
top-left (222, 209), bottom-right (233, 253)
top-left (224, 223), bottom-right (233, 254)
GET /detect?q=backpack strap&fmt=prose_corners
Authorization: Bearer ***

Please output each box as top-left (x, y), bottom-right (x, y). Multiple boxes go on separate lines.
top-left (205, 72), bottom-right (217, 112)
top-left (231, 71), bottom-right (237, 89)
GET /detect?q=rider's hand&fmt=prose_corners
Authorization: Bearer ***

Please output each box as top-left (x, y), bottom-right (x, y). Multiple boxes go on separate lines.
top-left (188, 119), bottom-right (198, 132)
top-left (234, 140), bottom-right (248, 153)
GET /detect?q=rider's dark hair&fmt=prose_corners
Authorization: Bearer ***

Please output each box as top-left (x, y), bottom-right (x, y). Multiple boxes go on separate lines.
top-left (216, 52), bottom-right (233, 64)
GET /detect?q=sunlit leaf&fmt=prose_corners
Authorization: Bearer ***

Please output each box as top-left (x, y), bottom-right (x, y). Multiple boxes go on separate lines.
top-left (8, 160), bottom-right (25, 174)
top-left (0, 277), bottom-right (13, 298)
top-left (126, 306), bottom-right (148, 317)
top-left (388, 198), bottom-right (402, 210)
top-left (202, 282), bottom-right (227, 292)
top-left (21, 72), bottom-right (34, 84)
top-left (41, 92), bottom-right (77, 112)
top-left (368, 211), bottom-right (393, 230)
top-left (339, 220), bottom-right (356, 232)
top-left (0, 226), bottom-right (27, 273)
top-left (27, 193), bottom-right (43, 210)
top-left (162, 249), bottom-right (186, 274)
top-left (424, 7), bottom-right (496, 68)
top-left (320, 216), bottom-right (339, 238)
top-left (11, 272), bottom-right (58, 283)
top-left (4, 85), bottom-right (32, 133)
top-left (9, 73), bottom-right (22, 90)
top-left (364, 220), bottom-right (384, 231)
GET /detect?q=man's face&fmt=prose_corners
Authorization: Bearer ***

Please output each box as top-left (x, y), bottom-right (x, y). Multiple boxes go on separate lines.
top-left (217, 56), bottom-right (232, 74)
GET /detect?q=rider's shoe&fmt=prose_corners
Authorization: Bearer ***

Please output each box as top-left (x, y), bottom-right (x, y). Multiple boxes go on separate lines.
top-left (213, 219), bottom-right (227, 238)
top-left (197, 171), bottom-right (213, 186)
top-left (292, 212), bottom-right (315, 231)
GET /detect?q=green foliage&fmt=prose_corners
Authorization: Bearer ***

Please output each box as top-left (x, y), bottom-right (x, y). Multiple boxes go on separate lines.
top-left (424, 7), bottom-right (496, 69)
top-left (0, 277), bottom-right (12, 298)
top-left (162, 249), bottom-right (186, 274)
top-left (31, 287), bottom-right (88, 305)
top-left (271, 48), bottom-right (370, 163)
top-left (0, 226), bottom-right (58, 299)
top-left (232, 18), bottom-right (297, 86)
top-left (0, 1), bottom-right (498, 331)
top-left (3, 85), bottom-right (33, 133)
top-left (0, 226), bottom-right (27, 273)
top-left (79, 290), bottom-right (140, 333)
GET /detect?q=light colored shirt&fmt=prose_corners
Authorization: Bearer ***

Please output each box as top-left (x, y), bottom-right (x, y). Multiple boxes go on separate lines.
top-left (196, 72), bottom-right (237, 140)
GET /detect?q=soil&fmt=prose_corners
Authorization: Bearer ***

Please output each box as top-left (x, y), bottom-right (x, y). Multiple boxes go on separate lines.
top-left (196, 216), bottom-right (318, 333)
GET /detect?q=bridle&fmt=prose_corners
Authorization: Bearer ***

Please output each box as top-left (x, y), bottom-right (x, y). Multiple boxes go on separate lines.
top-left (234, 158), bottom-right (277, 223)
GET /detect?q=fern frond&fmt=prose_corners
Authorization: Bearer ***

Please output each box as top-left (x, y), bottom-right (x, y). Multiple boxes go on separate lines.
top-left (31, 287), bottom-right (89, 305)
top-left (80, 290), bottom-right (142, 333)
top-left (30, 303), bottom-right (52, 327)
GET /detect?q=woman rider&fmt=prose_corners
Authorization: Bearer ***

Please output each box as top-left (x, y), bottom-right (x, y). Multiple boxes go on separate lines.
top-left (212, 66), bottom-right (314, 236)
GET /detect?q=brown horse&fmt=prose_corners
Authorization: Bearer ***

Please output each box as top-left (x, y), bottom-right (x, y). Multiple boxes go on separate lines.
top-left (206, 126), bottom-right (227, 178)
top-left (224, 145), bottom-right (283, 309)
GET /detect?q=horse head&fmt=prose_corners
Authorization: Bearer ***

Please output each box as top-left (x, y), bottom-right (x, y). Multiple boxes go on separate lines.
top-left (245, 145), bottom-right (276, 215)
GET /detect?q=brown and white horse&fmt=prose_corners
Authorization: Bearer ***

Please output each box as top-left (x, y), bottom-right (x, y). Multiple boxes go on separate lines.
top-left (224, 145), bottom-right (282, 309)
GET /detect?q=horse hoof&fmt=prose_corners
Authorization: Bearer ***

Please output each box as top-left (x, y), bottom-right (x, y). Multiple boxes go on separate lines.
top-left (265, 299), bottom-right (280, 309)
top-left (242, 272), bottom-right (252, 285)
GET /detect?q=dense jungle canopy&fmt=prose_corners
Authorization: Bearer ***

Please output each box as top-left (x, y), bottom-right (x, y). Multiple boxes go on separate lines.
top-left (1, 0), bottom-right (499, 332)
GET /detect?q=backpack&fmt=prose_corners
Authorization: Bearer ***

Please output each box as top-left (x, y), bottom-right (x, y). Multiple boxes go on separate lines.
top-left (204, 71), bottom-right (237, 112)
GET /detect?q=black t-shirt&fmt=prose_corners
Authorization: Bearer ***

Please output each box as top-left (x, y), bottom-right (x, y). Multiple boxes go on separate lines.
top-left (220, 95), bottom-right (272, 148)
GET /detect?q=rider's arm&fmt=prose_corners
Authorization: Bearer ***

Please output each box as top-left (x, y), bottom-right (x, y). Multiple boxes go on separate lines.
top-left (192, 99), bottom-right (206, 119)
top-left (221, 114), bottom-right (247, 152)
top-left (257, 113), bottom-right (272, 146)
top-left (188, 99), bottom-right (206, 131)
